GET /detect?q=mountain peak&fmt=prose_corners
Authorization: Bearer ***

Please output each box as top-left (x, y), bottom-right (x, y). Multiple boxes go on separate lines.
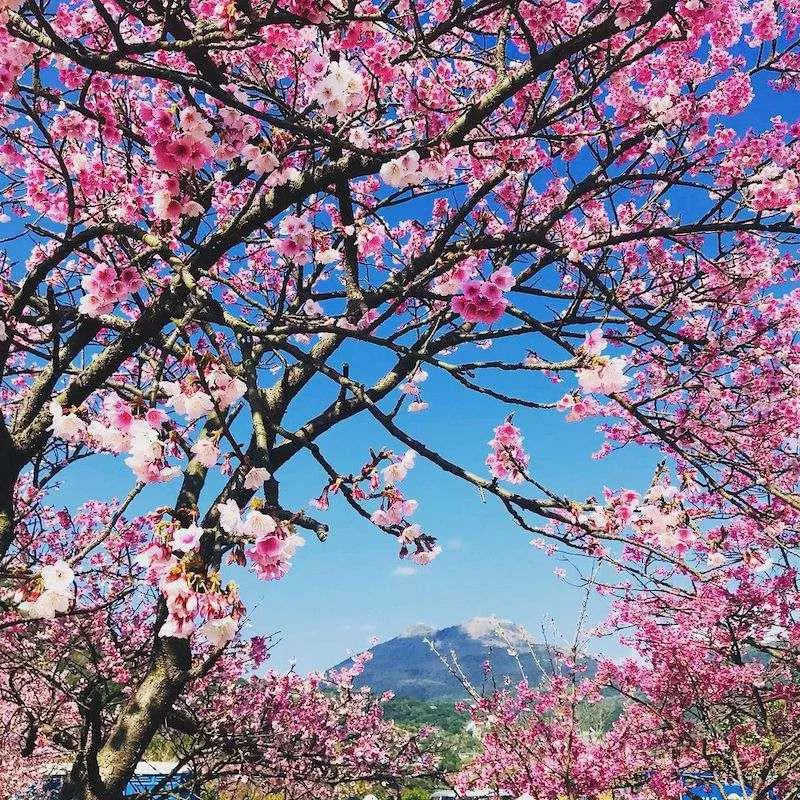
top-left (399, 622), bottom-right (436, 638)
top-left (458, 616), bottom-right (532, 646)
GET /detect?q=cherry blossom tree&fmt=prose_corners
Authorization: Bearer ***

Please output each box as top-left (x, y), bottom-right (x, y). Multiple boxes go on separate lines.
top-left (0, 597), bottom-right (437, 799)
top-left (457, 540), bottom-right (800, 800)
top-left (3, 0), bottom-right (800, 796)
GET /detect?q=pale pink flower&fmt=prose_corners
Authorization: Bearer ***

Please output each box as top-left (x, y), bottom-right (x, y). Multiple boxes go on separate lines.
top-left (87, 421), bottom-right (127, 453)
top-left (145, 408), bottom-right (168, 427)
top-left (242, 510), bottom-right (277, 538)
top-left (380, 151), bottom-right (422, 189)
top-left (381, 450), bottom-right (416, 484)
top-left (136, 541), bottom-right (177, 581)
top-left (581, 328), bottom-right (607, 356)
top-left (171, 523), bottom-right (204, 552)
top-left (217, 499), bottom-right (243, 536)
top-left (412, 545), bottom-right (442, 565)
top-left (18, 590), bottom-right (70, 620)
top-left (182, 391), bottom-right (215, 421)
top-left (576, 357), bottom-right (630, 395)
top-left (49, 402), bottom-right (86, 443)
top-left (400, 524), bottom-right (423, 543)
top-left (244, 467), bottom-right (271, 489)
top-left (191, 438), bottom-right (219, 468)
top-left (199, 615), bottom-right (238, 648)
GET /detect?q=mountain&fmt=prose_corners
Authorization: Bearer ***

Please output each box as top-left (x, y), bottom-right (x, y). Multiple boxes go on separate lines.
top-left (331, 617), bottom-right (594, 701)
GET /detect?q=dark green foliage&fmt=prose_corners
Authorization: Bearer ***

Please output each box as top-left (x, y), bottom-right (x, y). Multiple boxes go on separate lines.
top-left (383, 696), bottom-right (468, 734)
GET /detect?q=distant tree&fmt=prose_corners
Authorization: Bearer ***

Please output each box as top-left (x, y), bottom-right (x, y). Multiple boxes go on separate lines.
top-left (384, 697), bottom-right (469, 736)
top-left (400, 787), bottom-right (433, 800)
top-left (459, 570), bottom-right (800, 800)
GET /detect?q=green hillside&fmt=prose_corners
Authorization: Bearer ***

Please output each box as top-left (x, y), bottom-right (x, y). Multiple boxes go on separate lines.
top-left (384, 696), bottom-right (468, 734)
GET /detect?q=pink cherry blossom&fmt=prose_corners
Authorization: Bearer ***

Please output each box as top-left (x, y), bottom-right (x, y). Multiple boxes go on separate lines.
top-left (49, 402), bottom-right (86, 443)
top-left (451, 279), bottom-right (508, 324)
top-left (379, 151), bottom-right (422, 189)
top-left (171, 523), bottom-right (204, 552)
top-left (576, 356), bottom-right (631, 395)
top-left (243, 466), bottom-right (271, 489)
top-left (486, 420), bottom-right (530, 484)
top-left (191, 438), bottom-right (220, 468)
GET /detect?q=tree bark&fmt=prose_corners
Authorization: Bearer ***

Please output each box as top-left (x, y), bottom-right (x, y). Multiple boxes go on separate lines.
top-left (60, 636), bottom-right (191, 800)
top-left (0, 431), bottom-right (22, 561)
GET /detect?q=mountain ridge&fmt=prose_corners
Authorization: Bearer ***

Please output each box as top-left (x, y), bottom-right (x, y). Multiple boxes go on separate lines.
top-left (332, 616), bottom-right (591, 700)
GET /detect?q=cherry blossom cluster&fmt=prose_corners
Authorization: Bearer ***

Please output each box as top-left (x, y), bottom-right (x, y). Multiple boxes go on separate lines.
top-left (218, 499), bottom-right (305, 580)
top-left (312, 448), bottom-right (440, 564)
top-left (50, 397), bottom-right (177, 483)
top-left (376, 451), bottom-right (441, 563)
top-left (13, 559), bottom-right (75, 620)
top-left (148, 105), bottom-right (215, 174)
top-left (460, 530), bottom-right (800, 798)
top-left (78, 263), bottom-right (144, 318)
top-left (486, 419), bottom-right (530, 484)
top-left (1, 559), bottom-right (434, 797)
top-left (451, 266), bottom-right (515, 325)
top-left (400, 366), bottom-right (429, 412)
top-left (163, 368), bottom-right (246, 422)
top-left (0, 26), bottom-right (32, 98)
top-left (136, 531), bottom-right (243, 643)
top-left (48, 364), bottom-right (247, 486)
top-left (574, 329), bottom-right (631, 396)
top-left (378, 150), bottom-right (456, 189)
top-left (182, 649), bottom-right (438, 798)
top-left (308, 58), bottom-right (365, 119)
top-left (134, 499), bottom-right (307, 641)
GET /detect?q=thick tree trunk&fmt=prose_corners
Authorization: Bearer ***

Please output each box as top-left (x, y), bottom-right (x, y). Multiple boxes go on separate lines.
top-left (0, 436), bottom-right (21, 560)
top-left (60, 637), bottom-right (190, 800)
top-left (0, 470), bottom-right (16, 559)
